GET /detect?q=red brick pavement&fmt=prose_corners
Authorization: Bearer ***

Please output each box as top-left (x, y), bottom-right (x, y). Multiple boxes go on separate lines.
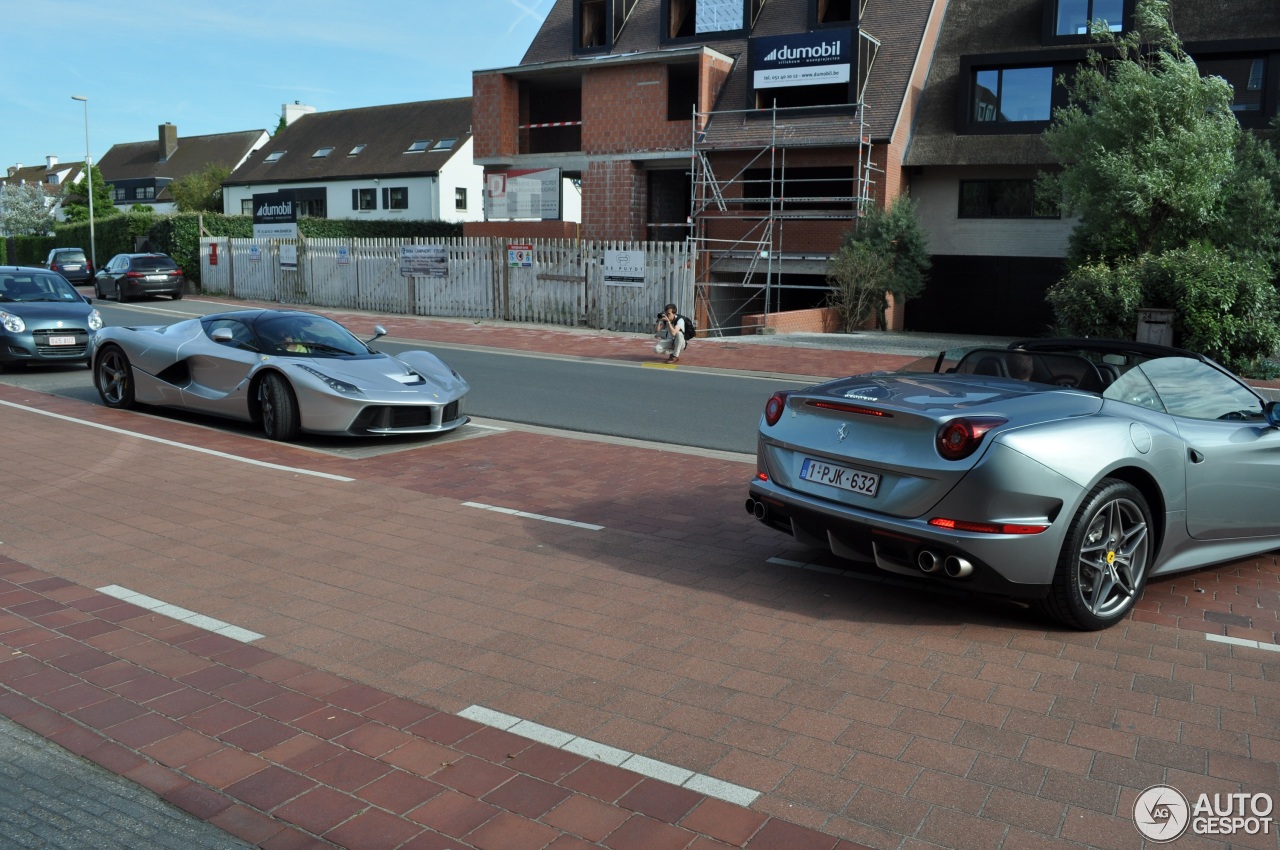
top-left (1, 301), bottom-right (1279, 849)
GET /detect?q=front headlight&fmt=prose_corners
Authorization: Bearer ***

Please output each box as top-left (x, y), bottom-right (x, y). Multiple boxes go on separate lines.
top-left (296, 364), bottom-right (362, 394)
top-left (87, 309), bottom-right (103, 332)
top-left (1, 310), bottom-right (25, 334)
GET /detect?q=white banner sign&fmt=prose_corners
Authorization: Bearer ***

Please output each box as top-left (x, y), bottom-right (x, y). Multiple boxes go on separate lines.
top-left (400, 245), bottom-right (448, 278)
top-left (485, 168), bottom-right (562, 220)
top-left (603, 249), bottom-right (645, 287)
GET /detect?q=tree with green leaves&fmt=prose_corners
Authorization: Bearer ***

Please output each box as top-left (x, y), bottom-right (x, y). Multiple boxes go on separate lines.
top-left (0, 182), bottom-right (57, 236)
top-left (169, 163), bottom-right (232, 213)
top-left (831, 196), bottom-right (930, 329)
top-left (1041, 0), bottom-right (1240, 264)
top-left (61, 163), bottom-right (116, 223)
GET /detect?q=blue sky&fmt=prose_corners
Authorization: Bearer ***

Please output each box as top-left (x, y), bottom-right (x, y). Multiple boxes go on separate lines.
top-left (1, 0), bottom-right (552, 173)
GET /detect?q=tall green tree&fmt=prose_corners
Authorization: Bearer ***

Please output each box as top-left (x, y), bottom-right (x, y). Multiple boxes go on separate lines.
top-left (1042, 0), bottom-right (1240, 264)
top-left (834, 196), bottom-right (931, 328)
top-left (0, 182), bottom-right (57, 236)
top-left (61, 163), bottom-right (116, 223)
top-left (169, 163), bottom-right (232, 213)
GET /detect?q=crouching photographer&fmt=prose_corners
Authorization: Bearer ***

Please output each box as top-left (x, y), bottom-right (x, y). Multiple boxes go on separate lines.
top-left (653, 303), bottom-right (686, 363)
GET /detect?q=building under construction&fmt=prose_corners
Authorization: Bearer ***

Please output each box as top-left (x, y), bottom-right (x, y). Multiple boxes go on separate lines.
top-left (471, 0), bottom-right (943, 333)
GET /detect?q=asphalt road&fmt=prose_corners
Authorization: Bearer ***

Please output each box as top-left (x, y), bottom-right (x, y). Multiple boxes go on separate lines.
top-left (3, 299), bottom-right (808, 455)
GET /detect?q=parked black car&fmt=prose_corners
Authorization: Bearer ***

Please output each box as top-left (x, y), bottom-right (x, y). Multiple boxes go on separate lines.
top-left (44, 247), bottom-right (94, 285)
top-left (93, 253), bottom-right (186, 301)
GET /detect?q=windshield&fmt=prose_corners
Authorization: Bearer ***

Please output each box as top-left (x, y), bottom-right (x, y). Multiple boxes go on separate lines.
top-left (257, 314), bottom-right (370, 357)
top-left (0, 272), bottom-right (83, 303)
top-left (54, 251), bottom-right (87, 263)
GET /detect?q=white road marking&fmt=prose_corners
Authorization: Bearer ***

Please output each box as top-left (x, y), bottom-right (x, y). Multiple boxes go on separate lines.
top-left (458, 705), bottom-right (760, 807)
top-left (1205, 633), bottom-right (1280, 652)
top-left (96, 585), bottom-right (264, 642)
top-left (0, 400), bottom-right (353, 482)
top-left (462, 501), bottom-right (604, 531)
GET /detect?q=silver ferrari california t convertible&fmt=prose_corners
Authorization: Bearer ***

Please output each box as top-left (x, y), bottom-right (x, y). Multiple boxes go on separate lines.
top-left (745, 338), bottom-right (1280, 630)
top-left (92, 309), bottom-right (469, 441)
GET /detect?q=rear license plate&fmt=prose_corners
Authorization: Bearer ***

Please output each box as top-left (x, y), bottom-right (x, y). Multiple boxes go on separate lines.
top-left (63, 264), bottom-right (82, 271)
top-left (48, 336), bottom-right (77, 346)
top-left (147, 274), bottom-right (169, 281)
top-left (799, 457), bottom-right (881, 497)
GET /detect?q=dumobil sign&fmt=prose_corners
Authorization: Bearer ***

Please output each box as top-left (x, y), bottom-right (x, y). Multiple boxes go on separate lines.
top-left (750, 29), bottom-right (853, 90)
top-left (252, 190), bottom-right (298, 239)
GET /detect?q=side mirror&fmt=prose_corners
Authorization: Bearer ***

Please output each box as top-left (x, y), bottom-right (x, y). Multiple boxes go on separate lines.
top-left (1265, 400), bottom-right (1280, 428)
top-left (370, 325), bottom-right (387, 342)
top-left (211, 328), bottom-right (234, 343)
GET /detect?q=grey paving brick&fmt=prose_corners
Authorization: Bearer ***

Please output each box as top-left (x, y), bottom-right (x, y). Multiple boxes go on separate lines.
top-left (0, 716), bottom-right (253, 850)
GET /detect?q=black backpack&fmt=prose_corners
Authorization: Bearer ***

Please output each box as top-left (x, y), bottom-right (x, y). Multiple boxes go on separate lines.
top-left (679, 314), bottom-right (697, 339)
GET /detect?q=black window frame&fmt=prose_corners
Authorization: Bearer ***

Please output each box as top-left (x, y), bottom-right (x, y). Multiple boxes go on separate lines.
top-left (352, 188), bottom-right (377, 211)
top-left (455, 187), bottom-right (467, 210)
top-left (661, 0), bottom-right (754, 45)
top-left (809, 0), bottom-right (854, 30)
top-left (382, 186), bottom-right (409, 210)
top-left (958, 52), bottom-right (1079, 135)
top-left (1041, 0), bottom-right (1134, 45)
top-left (958, 179), bottom-right (1061, 220)
top-left (1188, 39), bottom-right (1280, 130)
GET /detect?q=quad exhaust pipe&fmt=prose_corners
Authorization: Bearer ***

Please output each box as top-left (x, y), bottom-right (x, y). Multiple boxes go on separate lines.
top-left (917, 549), bottom-right (974, 579)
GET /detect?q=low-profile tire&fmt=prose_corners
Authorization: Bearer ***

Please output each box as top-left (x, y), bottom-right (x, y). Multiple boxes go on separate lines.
top-left (114, 282), bottom-right (126, 303)
top-left (94, 281), bottom-right (104, 299)
top-left (171, 289), bottom-right (184, 301)
top-left (258, 372), bottom-right (301, 441)
top-left (1042, 478), bottom-right (1152, 630)
top-left (94, 344), bottom-right (137, 410)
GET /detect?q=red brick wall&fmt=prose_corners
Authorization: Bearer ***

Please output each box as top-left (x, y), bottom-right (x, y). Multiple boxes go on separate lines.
top-left (582, 66), bottom-right (691, 154)
top-left (463, 221), bottom-right (581, 239)
top-left (583, 160), bottom-right (645, 240)
top-left (472, 73), bottom-right (519, 159)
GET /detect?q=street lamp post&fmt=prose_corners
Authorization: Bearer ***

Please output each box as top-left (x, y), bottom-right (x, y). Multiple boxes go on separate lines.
top-left (71, 95), bottom-right (95, 271)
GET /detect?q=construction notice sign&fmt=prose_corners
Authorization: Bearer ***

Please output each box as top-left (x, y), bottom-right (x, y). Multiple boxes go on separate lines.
top-left (508, 244), bottom-right (534, 267)
top-left (751, 29), bottom-right (853, 90)
top-left (485, 168), bottom-right (562, 220)
top-left (603, 249), bottom-right (645, 287)
top-left (400, 245), bottom-right (447, 278)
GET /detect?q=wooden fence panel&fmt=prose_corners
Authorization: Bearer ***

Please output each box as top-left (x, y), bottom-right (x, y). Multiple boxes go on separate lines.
top-left (412, 238), bottom-right (496, 319)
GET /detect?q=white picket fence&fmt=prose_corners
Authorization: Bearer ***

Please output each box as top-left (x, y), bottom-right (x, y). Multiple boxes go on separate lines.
top-left (199, 236), bottom-right (693, 333)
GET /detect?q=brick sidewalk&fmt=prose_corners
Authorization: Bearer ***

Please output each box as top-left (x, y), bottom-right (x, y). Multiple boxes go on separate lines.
top-left (2, 305), bottom-right (1278, 849)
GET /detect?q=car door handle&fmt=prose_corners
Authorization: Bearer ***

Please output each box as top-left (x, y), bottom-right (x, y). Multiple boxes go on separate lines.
top-left (1189, 448), bottom-right (1205, 463)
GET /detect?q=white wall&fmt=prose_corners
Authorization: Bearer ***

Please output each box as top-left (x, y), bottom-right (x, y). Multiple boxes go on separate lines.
top-left (223, 176), bottom-right (442, 221)
top-left (912, 166), bottom-right (1077, 257)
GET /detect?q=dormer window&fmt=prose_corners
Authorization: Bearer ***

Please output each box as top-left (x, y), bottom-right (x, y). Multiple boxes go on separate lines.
top-left (576, 0), bottom-right (640, 52)
top-left (349, 144), bottom-right (367, 156)
top-left (1043, 0), bottom-right (1130, 43)
top-left (312, 147), bottom-right (334, 158)
top-left (405, 140), bottom-right (431, 153)
top-left (665, 0), bottom-right (747, 41)
top-left (264, 151), bottom-right (286, 162)
top-left (46, 174), bottom-right (60, 184)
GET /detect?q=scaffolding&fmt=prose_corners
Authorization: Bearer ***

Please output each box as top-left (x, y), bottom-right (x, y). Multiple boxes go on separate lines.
top-left (686, 101), bottom-right (881, 336)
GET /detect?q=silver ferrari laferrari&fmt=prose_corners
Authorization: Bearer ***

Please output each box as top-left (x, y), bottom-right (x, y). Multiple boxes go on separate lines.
top-left (92, 309), bottom-right (469, 441)
top-left (746, 338), bottom-right (1280, 630)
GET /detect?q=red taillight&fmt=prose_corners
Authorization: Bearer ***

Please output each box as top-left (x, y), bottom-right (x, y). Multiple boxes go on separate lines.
top-left (755, 471), bottom-right (768, 482)
top-left (173, 268), bottom-right (183, 276)
top-left (806, 400), bottom-right (890, 418)
top-left (125, 271), bottom-right (146, 278)
top-left (936, 416), bottom-right (1006, 461)
top-left (764, 392), bottom-right (790, 426)
top-left (929, 517), bottom-right (1049, 535)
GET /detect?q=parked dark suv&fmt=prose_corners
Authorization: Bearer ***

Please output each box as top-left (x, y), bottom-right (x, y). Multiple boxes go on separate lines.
top-left (44, 248), bottom-right (94, 285)
top-left (93, 253), bottom-right (186, 301)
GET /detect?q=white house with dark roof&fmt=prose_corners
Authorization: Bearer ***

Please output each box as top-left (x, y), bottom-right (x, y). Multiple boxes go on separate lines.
top-left (97, 125), bottom-right (270, 214)
top-left (1, 156), bottom-right (89, 227)
top-left (221, 99), bottom-right (496, 224)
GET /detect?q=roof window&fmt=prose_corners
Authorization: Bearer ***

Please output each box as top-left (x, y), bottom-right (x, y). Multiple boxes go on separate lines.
top-left (349, 144), bottom-right (367, 156)
top-left (312, 147), bottom-right (334, 158)
top-left (405, 140), bottom-right (431, 153)
top-left (432, 138), bottom-right (457, 150)
top-left (264, 151), bottom-right (286, 163)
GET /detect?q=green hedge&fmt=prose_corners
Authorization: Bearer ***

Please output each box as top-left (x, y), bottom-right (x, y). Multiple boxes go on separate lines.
top-left (18, 213), bottom-right (461, 283)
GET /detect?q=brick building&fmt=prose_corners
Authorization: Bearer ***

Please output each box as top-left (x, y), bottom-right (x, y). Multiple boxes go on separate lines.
top-left (471, 0), bottom-right (947, 333)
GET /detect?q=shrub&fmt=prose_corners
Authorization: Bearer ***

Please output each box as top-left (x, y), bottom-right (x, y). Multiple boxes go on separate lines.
top-left (826, 241), bottom-right (894, 332)
top-left (1047, 246), bottom-right (1280, 374)
top-left (1045, 261), bottom-right (1144, 339)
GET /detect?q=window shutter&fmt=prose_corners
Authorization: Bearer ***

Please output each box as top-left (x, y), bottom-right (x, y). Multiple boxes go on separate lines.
top-left (382, 187), bottom-right (389, 208)
top-left (352, 189), bottom-right (359, 209)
